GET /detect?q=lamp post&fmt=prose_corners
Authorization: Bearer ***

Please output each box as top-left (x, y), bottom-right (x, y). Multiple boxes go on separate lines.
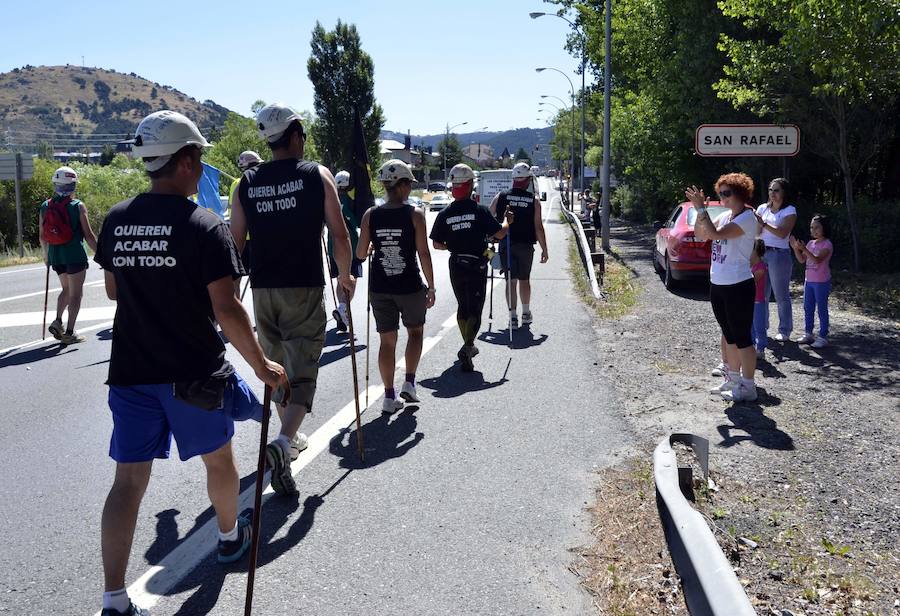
top-left (444, 121), bottom-right (468, 177)
top-left (531, 11), bottom-right (585, 198)
top-left (475, 125), bottom-right (488, 163)
top-left (600, 0), bottom-right (612, 251)
top-left (536, 67), bottom-right (576, 207)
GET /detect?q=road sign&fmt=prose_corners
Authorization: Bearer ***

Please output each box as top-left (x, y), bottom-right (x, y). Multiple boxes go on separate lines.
top-left (0, 153), bottom-right (35, 180)
top-left (695, 124), bottom-right (800, 157)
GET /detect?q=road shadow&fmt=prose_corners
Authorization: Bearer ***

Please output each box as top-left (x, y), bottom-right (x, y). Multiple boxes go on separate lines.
top-left (716, 393), bottom-right (795, 451)
top-left (329, 407), bottom-right (424, 470)
top-left (96, 327), bottom-right (113, 341)
top-left (0, 342), bottom-right (77, 369)
top-left (319, 341), bottom-right (366, 369)
top-left (418, 359), bottom-right (509, 398)
top-left (477, 325), bottom-right (548, 349)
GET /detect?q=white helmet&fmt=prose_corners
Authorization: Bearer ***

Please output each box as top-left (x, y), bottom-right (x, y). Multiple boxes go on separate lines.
top-left (334, 170), bottom-right (351, 188)
top-left (448, 163), bottom-right (475, 184)
top-left (237, 150), bottom-right (263, 171)
top-left (131, 110), bottom-right (211, 172)
top-left (256, 102), bottom-right (303, 143)
top-left (52, 166), bottom-right (78, 186)
top-left (378, 159), bottom-right (415, 186)
top-left (511, 162), bottom-right (532, 179)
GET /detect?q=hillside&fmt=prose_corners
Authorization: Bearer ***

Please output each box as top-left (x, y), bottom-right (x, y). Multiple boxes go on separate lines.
top-left (0, 65), bottom-right (231, 145)
top-left (381, 126), bottom-right (556, 160)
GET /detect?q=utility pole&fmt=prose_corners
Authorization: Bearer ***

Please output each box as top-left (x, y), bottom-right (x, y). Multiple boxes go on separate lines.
top-left (600, 0), bottom-right (612, 252)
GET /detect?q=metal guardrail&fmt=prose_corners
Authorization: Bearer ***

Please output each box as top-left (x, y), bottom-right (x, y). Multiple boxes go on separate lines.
top-left (654, 434), bottom-right (756, 616)
top-left (560, 207), bottom-right (602, 299)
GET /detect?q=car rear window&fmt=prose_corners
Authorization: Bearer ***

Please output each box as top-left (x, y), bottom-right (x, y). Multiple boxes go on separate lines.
top-left (687, 206), bottom-right (729, 226)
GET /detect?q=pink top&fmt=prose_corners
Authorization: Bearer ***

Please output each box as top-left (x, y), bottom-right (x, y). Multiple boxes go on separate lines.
top-left (805, 239), bottom-right (833, 283)
top-left (751, 261), bottom-right (768, 302)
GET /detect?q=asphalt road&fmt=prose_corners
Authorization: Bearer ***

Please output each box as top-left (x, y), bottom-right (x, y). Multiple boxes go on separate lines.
top-left (0, 179), bottom-right (627, 615)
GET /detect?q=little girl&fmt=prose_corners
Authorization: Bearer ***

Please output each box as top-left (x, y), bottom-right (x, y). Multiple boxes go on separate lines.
top-left (790, 215), bottom-right (833, 348)
top-left (750, 239), bottom-right (769, 358)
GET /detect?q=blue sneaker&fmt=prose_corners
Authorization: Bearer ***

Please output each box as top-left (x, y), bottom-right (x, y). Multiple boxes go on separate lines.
top-left (101, 603), bottom-right (149, 616)
top-left (217, 514), bottom-right (252, 564)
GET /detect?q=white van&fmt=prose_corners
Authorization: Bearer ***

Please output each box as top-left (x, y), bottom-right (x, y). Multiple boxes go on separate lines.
top-left (474, 169), bottom-right (540, 207)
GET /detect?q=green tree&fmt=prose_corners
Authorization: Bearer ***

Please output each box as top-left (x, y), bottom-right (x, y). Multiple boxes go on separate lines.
top-left (715, 0), bottom-right (900, 270)
top-left (515, 147), bottom-right (532, 164)
top-left (205, 112), bottom-right (271, 182)
top-left (436, 134), bottom-right (463, 171)
top-left (307, 20), bottom-right (386, 172)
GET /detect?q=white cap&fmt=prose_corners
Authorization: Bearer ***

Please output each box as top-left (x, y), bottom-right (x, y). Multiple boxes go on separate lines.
top-left (378, 159), bottom-right (415, 186)
top-left (448, 163), bottom-right (475, 184)
top-left (256, 102), bottom-right (304, 143)
top-left (511, 162), bottom-right (532, 179)
top-left (237, 150), bottom-right (263, 170)
top-left (334, 170), bottom-right (351, 188)
top-left (52, 166), bottom-right (78, 186)
top-left (131, 110), bottom-right (211, 172)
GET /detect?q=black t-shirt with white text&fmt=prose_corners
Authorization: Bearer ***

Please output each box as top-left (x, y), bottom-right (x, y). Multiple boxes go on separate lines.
top-left (430, 198), bottom-right (501, 257)
top-left (495, 188), bottom-right (537, 245)
top-left (94, 194), bottom-right (243, 385)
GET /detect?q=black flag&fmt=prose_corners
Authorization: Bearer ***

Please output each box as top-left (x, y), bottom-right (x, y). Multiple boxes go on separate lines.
top-left (348, 109), bottom-right (375, 223)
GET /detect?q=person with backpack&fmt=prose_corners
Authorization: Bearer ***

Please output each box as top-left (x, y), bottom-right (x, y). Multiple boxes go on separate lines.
top-left (94, 110), bottom-right (290, 616)
top-left (328, 170), bottom-right (363, 333)
top-left (431, 163), bottom-right (512, 371)
top-left (356, 160), bottom-right (435, 412)
top-left (39, 166), bottom-right (98, 344)
top-left (489, 162), bottom-right (548, 328)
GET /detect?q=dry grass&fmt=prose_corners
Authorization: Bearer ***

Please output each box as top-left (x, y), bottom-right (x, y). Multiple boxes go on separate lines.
top-left (0, 245), bottom-right (43, 268)
top-left (567, 235), bottom-right (640, 319)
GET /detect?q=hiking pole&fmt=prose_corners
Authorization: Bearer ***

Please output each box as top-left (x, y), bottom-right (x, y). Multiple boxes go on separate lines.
top-left (243, 385), bottom-right (271, 616)
top-left (322, 235), bottom-right (339, 313)
top-left (488, 244), bottom-right (494, 323)
top-left (344, 293), bottom-right (366, 461)
top-left (42, 264), bottom-right (50, 340)
top-left (240, 276), bottom-right (251, 302)
top-left (506, 234), bottom-right (513, 346)
top-left (365, 255), bottom-right (371, 411)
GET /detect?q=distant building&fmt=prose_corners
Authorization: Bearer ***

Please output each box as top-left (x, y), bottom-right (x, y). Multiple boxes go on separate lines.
top-left (462, 143), bottom-right (493, 166)
top-left (379, 139), bottom-right (410, 163)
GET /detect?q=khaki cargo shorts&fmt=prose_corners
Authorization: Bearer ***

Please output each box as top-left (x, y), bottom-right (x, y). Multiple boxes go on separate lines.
top-left (253, 287), bottom-right (326, 410)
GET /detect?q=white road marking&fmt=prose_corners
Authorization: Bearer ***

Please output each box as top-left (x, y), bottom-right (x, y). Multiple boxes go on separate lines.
top-left (0, 305), bottom-right (116, 328)
top-left (0, 279), bottom-right (104, 304)
top-left (96, 306), bottom-right (466, 614)
top-left (0, 320), bottom-right (113, 356)
top-left (0, 265), bottom-right (45, 276)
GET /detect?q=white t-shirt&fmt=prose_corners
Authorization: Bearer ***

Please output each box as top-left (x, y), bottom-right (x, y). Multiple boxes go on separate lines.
top-left (709, 209), bottom-right (757, 286)
top-left (756, 203), bottom-right (796, 249)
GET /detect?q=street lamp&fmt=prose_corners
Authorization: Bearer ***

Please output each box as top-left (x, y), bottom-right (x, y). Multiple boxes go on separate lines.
top-left (531, 11), bottom-right (586, 199)
top-left (536, 67), bottom-right (576, 207)
top-left (444, 120), bottom-right (468, 176)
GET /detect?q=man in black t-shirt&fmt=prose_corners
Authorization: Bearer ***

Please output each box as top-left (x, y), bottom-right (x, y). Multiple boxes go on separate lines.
top-left (490, 162), bottom-right (549, 328)
top-left (431, 164), bottom-right (511, 372)
top-left (230, 102), bottom-right (355, 497)
top-left (93, 111), bottom-right (289, 616)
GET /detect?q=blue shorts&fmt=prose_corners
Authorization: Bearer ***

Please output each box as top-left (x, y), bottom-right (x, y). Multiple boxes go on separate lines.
top-left (108, 373), bottom-right (261, 463)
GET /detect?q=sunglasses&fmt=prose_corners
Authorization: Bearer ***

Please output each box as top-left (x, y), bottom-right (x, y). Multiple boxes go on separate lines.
top-left (718, 189), bottom-right (733, 198)
top-left (768, 187), bottom-right (782, 193)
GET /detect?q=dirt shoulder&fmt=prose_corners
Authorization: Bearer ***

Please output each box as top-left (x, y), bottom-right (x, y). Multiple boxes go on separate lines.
top-left (576, 220), bottom-right (900, 615)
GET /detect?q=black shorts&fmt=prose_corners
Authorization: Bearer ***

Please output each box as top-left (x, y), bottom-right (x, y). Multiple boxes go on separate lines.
top-left (329, 257), bottom-right (364, 279)
top-left (709, 278), bottom-right (755, 349)
top-left (370, 288), bottom-right (427, 333)
top-left (52, 262), bottom-right (88, 275)
top-left (499, 243), bottom-right (535, 280)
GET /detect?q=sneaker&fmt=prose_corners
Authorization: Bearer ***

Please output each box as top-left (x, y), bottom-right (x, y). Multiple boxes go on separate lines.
top-left (217, 514), bottom-right (252, 563)
top-left (332, 309), bottom-right (347, 332)
top-left (509, 314), bottom-right (519, 330)
top-left (811, 337), bottom-right (828, 349)
top-left (289, 433), bottom-right (309, 461)
top-left (400, 381), bottom-right (419, 403)
top-left (773, 333), bottom-right (790, 342)
top-left (60, 331), bottom-right (86, 344)
top-left (721, 382), bottom-right (758, 402)
top-left (457, 345), bottom-right (474, 372)
top-left (382, 397), bottom-right (404, 414)
top-left (709, 378), bottom-right (738, 395)
top-left (48, 318), bottom-right (63, 340)
top-left (711, 362), bottom-right (727, 377)
top-left (521, 311), bottom-right (533, 324)
top-left (797, 333), bottom-right (815, 344)
top-left (101, 603), bottom-right (149, 616)
top-left (265, 441), bottom-right (298, 495)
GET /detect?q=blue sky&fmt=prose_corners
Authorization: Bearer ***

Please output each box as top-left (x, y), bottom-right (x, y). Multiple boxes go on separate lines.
top-left (0, 0), bottom-right (589, 135)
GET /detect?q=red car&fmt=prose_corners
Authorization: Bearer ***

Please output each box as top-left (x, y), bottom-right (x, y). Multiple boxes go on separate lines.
top-left (653, 201), bottom-right (728, 289)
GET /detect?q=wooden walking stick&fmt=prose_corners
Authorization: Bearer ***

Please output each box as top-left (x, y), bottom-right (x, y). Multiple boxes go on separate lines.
top-left (244, 385), bottom-right (272, 616)
top-left (344, 295), bottom-right (366, 461)
top-left (321, 235), bottom-right (339, 312)
top-left (42, 264), bottom-right (50, 340)
top-left (365, 255), bottom-right (371, 411)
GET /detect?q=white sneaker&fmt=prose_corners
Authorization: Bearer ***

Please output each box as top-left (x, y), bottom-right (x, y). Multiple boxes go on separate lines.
top-left (710, 378), bottom-right (738, 395)
top-left (521, 311), bottom-right (533, 324)
top-left (811, 337), bottom-right (828, 349)
top-left (797, 333), bottom-right (815, 344)
top-left (289, 433), bottom-right (309, 461)
top-left (773, 333), bottom-right (790, 342)
top-left (509, 314), bottom-right (519, 329)
top-left (400, 381), bottom-right (419, 403)
top-left (711, 362), bottom-right (727, 377)
top-left (722, 382), bottom-right (758, 402)
top-left (381, 397), bottom-right (403, 414)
